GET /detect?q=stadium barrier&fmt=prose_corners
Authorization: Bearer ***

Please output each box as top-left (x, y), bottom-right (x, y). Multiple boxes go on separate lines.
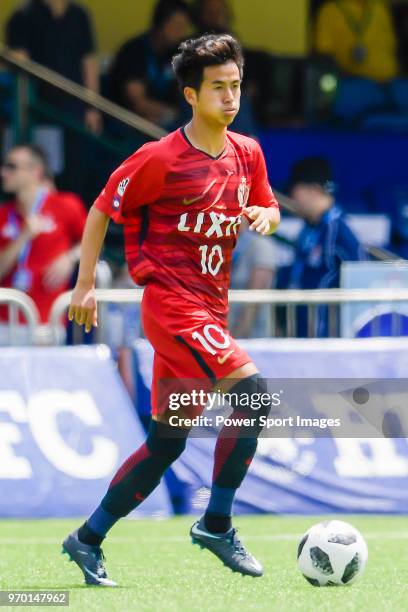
top-left (0, 263), bottom-right (112, 346)
top-left (1, 293), bottom-right (408, 516)
top-left (0, 288), bottom-right (40, 345)
top-left (2, 286), bottom-right (407, 345)
top-left (48, 287), bottom-right (408, 343)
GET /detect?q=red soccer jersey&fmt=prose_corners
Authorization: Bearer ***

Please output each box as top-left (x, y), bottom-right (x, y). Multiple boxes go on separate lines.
top-left (94, 128), bottom-right (278, 321)
top-left (0, 191), bottom-right (87, 322)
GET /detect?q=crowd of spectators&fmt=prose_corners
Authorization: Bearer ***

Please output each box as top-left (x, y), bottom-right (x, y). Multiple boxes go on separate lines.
top-left (106, 0), bottom-right (408, 130)
top-left (3, 0), bottom-right (408, 129)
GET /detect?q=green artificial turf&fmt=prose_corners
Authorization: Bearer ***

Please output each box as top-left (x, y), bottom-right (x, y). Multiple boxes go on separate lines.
top-left (0, 515), bottom-right (407, 611)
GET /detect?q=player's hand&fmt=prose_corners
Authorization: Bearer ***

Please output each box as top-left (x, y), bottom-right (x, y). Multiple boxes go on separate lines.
top-left (43, 252), bottom-right (75, 291)
top-left (68, 283), bottom-right (97, 333)
top-left (244, 206), bottom-right (276, 235)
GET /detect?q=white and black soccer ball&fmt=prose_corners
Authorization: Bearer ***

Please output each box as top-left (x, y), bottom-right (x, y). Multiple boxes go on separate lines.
top-left (297, 520), bottom-right (368, 586)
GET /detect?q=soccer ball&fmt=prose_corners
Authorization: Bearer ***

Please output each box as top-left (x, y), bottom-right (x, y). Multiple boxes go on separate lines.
top-left (297, 520), bottom-right (368, 586)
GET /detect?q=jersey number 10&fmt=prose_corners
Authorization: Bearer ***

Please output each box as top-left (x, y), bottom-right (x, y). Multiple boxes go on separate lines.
top-left (199, 244), bottom-right (223, 276)
top-left (192, 324), bottom-right (230, 356)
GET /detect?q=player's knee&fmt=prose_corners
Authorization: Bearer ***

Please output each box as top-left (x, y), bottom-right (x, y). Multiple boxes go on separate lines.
top-left (146, 420), bottom-right (187, 462)
top-left (227, 373), bottom-right (271, 420)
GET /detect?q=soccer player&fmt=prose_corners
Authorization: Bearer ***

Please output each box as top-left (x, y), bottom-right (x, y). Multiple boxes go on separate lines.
top-left (62, 33), bottom-right (280, 586)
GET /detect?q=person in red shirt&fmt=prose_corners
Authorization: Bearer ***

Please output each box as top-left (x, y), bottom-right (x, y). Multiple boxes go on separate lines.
top-left (63, 34), bottom-right (280, 585)
top-left (0, 145), bottom-right (87, 323)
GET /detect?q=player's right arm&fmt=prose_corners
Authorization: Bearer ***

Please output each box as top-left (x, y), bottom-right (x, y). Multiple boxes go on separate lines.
top-left (69, 142), bottom-right (165, 331)
top-left (68, 205), bottom-right (109, 333)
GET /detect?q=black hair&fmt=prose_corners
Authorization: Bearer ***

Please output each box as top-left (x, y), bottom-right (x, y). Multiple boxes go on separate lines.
top-left (151, 0), bottom-right (191, 32)
top-left (172, 33), bottom-right (243, 91)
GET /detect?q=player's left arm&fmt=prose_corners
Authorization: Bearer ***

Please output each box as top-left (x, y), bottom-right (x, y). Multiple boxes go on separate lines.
top-left (244, 141), bottom-right (281, 235)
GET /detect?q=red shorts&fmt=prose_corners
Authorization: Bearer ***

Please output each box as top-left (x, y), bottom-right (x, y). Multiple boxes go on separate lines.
top-left (141, 284), bottom-right (252, 417)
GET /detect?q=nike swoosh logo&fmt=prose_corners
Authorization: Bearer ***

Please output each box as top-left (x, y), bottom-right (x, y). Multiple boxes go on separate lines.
top-left (83, 567), bottom-right (101, 580)
top-left (183, 179), bottom-right (217, 205)
top-left (217, 350), bottom-right (234, 365)
top-left (83, 566), bottom-right (115, 586)
top-left (183, 195), bottom-right (205, 205)
top-left (192, 525), bottom-right (223, 539)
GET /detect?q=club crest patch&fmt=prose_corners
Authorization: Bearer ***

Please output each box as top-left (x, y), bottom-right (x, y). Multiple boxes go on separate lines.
top-left (237, 176), bottom-right (249, 208)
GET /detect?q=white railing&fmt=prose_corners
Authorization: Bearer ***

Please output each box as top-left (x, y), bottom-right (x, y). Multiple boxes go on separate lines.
top-left (2, 286), bottom-right (408, 345)
top-left (49, 288), bottom-right (144, 344)
top-left (0, 288), bottom-right (40, 345)
top-left (0, 261), bottom-right (112, 346)
top-left (48, 287), bottom-right (408, 343)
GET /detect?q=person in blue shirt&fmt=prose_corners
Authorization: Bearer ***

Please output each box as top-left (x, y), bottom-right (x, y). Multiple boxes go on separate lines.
top-left (287, 157), bottom-right (366, 336)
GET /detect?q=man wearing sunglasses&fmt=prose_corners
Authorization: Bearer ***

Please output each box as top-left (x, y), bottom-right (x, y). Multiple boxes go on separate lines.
top-left (0, 144), bottom-right (87, 328)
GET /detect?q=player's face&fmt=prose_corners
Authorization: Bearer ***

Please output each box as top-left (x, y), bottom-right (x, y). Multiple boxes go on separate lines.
top-left (188, 62), bottom-right (241, 127)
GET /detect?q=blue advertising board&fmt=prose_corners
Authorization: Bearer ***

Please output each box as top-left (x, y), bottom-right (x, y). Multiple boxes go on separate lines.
top-left (0, 346), bottom-right (171, 518)
top-left (260, 128), bottom-right (408, 209)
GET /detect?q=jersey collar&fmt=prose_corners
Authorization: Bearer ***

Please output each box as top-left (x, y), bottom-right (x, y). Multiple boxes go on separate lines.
top-left (180, 127), bottom-right (228, 160)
